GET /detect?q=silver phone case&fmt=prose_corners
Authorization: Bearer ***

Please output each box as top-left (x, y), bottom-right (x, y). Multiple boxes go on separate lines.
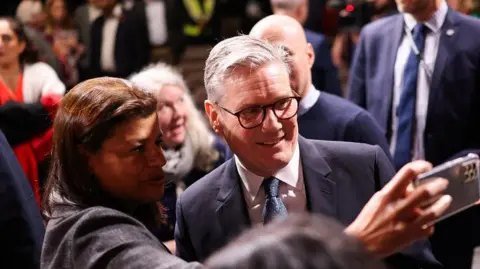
top-left (414, 153), bottom-right (480, 223)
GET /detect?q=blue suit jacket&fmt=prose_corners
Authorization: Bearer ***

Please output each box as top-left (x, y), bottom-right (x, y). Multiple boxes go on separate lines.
top-left (298, 91), bottom-right (391, 159)
top-left (305, 29), bottom-right (342, 96)
top-left (0, 131), bottom-right (45, 269)
top-left (348, 10), bottom-right (480, 268)
top-left (348, 9), bottom-right (480, 167)
top-left (175, 136), bottom-right (441, 269)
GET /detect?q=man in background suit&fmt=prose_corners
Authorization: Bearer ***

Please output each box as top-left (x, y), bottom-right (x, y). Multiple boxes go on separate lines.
top-left (0, 130), bottom-right (45, 269)
top-left (74, 0), bottom-right (103, 81)
top-left (175, 35), bottom-right (451, 269)
top-left (270, 0), bottom-right (342, 96)
top-left (348, 0), bottom-right (480, 267)
top-left (89, 0), bottom-right (150, 78)
top-left (250, 15), bottom-right (391, 158)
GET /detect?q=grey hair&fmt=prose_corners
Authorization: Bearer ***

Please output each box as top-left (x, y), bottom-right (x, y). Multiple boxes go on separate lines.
top-left (204, 35), bottom-right (290, 102)
top-left (270, 0), bottom-right (305, 10)
top-left (129, 62), bottom-right (189, 96)
top-left (129, 62), bottom-right (220, 171)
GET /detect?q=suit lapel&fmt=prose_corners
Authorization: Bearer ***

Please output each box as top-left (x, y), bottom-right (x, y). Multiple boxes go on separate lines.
top-left (215, 137), bottom-right (338, 233)
top-left (380, 15), bottom-right (404, 133)
top-left (428, 9), bottom-right (459, 115)
top-left (215, 159), bottom-right (250, 241)
top-left (298, 137), bottom-right (337, 218)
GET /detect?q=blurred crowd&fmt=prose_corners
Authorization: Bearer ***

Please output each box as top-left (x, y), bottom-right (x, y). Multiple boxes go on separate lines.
top-left (1, 0), bottom-right (480, 269)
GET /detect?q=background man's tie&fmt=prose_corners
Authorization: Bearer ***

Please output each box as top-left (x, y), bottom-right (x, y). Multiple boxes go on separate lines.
top-left (394, 23), bottom-right (427, 171)
top-left (262, 176), bottom-right (287, 224)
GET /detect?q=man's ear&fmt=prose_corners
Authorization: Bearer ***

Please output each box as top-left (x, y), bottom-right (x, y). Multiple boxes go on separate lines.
top-left (205, 100), bottom-right (222, 135)
top-left (306, 43), bottom-right (315, 69)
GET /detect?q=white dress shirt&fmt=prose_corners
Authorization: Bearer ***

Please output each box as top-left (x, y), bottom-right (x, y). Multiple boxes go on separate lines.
top-left (145, 0), bottom-right (168, 46)
top-left (100, 4), bottom-right (122, 73)
top-left (235, 143), bottom-right (306, 225)
top-left (390, 1), bottom-right (448, 160)
top-left (298, 84), bottom-right (321, 116)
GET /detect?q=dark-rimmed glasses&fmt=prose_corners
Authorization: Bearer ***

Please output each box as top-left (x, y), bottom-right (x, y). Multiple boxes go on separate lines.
top-left (216, 97), bottom-right (301, 129)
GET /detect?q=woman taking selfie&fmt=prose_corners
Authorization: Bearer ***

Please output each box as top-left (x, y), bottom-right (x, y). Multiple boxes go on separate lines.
top-left (41, 77), bottom-right (201, 269)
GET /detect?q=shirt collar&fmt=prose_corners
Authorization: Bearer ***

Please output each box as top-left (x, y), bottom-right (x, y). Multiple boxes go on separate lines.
top-left (403, 1), bottom-right (448, 33)
top-left (235, 142), bottom-right (302, 203)
top-left (298, 84), bottom-right (320, 116)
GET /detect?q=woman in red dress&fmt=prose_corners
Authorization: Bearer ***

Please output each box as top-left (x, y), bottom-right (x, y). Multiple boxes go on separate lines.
top-left (0, 17), bottom-right (65, 205)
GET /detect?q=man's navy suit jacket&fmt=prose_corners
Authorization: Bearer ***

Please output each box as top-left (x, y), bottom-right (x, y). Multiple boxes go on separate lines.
top-left (175, 136), bottom-right (441, 269)
top-left (348, 9), bottom-right (480, 268)
top-left (0, 131), bottom-right (45, 269)
top-left (298, 91), bottom-right (391, 159)
top-left (305, 29), bottom-right (342, 96)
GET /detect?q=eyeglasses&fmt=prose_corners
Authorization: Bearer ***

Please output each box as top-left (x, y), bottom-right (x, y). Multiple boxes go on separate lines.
top-left (216, 97), bottom-right (301, 129)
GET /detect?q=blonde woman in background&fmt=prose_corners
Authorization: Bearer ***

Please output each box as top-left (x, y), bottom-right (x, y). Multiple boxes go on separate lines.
top-left (129, 63), bottom-right (229, 252)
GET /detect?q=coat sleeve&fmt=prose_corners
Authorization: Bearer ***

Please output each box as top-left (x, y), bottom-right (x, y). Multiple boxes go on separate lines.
top-left (69, 208), bottom-right (203, 269)
top-left (0, 101), bottom-right (52, 146)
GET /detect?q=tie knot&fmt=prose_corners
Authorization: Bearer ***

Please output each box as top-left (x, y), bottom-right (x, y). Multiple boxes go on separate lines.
top-left (413, 23), bottom-right (427, 37)
top-left (263, 177), bottom-right (280, 198)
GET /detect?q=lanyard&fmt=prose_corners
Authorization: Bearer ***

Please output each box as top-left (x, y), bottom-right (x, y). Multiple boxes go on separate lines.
top-left (403, 25), bottom-right (433, 83)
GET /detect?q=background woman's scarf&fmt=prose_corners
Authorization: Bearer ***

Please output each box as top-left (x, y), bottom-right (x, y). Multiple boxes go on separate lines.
top-left (162, 134), bottom-right (195, 195)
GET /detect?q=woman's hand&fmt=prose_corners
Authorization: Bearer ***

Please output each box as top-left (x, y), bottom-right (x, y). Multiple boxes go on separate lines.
top-left (345, 160), bottom-right (452, 258)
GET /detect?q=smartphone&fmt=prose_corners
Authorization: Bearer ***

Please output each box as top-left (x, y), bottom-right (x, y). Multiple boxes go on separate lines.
top-left (414, 153), bottom-right (480, 224)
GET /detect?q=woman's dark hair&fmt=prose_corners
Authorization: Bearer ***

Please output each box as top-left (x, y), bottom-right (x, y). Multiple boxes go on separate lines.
top-left (42, 77), bottom-right (163, 228)
top-left (44, 0), bottom-right (76, 32)
top-left (205, 213), bottom-right (386, 269)
top-left (0, 17), bottom-right (39, 64)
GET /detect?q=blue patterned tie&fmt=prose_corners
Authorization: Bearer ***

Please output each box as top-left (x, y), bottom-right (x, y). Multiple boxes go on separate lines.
top-left (394, 24), bottom-right (427, 171)
top-left (262, 177), bottom-right (288, 224)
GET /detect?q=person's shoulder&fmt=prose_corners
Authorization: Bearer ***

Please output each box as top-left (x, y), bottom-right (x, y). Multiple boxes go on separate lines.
top-left (302, 137), bottom-right (381, 161)
top-left (43, 206), bottom-right (193, 269)
top-left (24, 62), bottom-right (57, 75)
top-left (319, 92), bottom-right (363, 111)
top-left (453, 10), bottom-right (480, 31)
top-left (47, 205), bottom-right (140, 229)
top-left (44, 205), bottom-right (155, 252)
top-left (316, 92), bottom-right (367, 119)
top-left (362, 13), bottom-right (402, 36)
top-left (23, 62), bottom-right (65, 94)
top-left (304, 28), bottom-right (327, 45)
top-left (301, 139), bottom-right (387, 183)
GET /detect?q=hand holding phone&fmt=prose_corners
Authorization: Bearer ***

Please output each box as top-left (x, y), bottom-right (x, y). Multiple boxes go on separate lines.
top-left (414, 153), bottom-right (480, 224)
